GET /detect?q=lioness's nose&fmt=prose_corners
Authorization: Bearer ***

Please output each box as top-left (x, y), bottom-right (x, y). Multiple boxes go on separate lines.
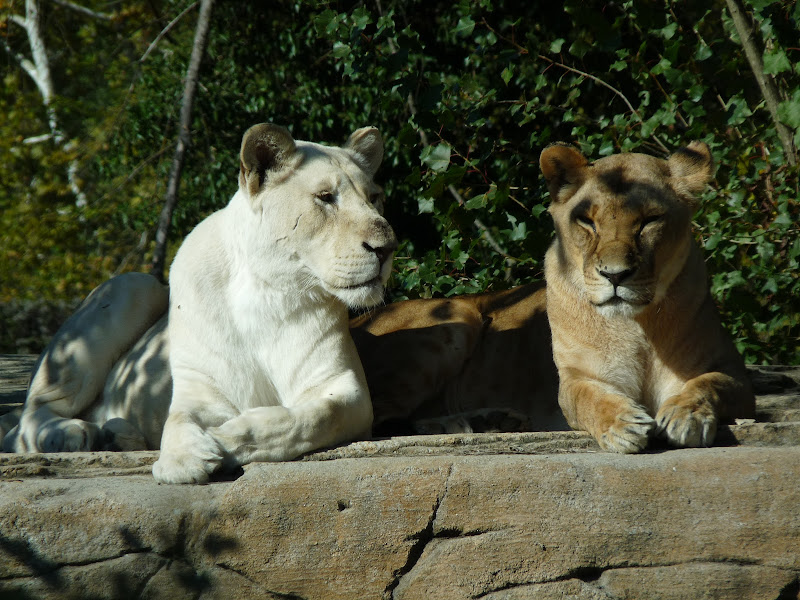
top-left (598, 266), bottom-right (635, 287)
top-left (363, 239), bottom-right (398, 266)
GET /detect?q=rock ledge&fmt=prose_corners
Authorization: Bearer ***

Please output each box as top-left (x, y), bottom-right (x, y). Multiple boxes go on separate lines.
top-left (1, 358), bottom-right (798, 600)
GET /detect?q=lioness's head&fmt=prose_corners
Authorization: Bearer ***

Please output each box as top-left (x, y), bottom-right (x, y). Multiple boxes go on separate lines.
top-left (540, 142), bottom-right (713, 317)
top-left (238, 123), bottom-right (397, 309)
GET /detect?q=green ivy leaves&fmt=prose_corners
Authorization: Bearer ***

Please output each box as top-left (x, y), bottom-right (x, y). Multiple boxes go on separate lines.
top-left (2, 0), bottom-right (798, 362)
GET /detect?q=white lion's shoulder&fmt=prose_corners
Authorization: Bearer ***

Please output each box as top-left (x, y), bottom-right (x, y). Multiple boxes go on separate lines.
top-left (154, 124), bottom-right (397, 483)
top-left (8, 125), bottom-right (397, 481)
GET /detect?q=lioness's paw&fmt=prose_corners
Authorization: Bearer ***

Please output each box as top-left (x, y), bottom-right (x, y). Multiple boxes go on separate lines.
top-left (598, 408), bottom-right (655, 454)
top-left (655, 399), bottom-right (717, 447)
top-left (414, 408), bottom-right (532, 435)
top-left (38, 419), bottom-right (102, 452)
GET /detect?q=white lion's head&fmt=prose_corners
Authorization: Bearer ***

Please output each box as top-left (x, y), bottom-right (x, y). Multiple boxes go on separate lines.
top-left (237, 124), bottom-right (397, 308)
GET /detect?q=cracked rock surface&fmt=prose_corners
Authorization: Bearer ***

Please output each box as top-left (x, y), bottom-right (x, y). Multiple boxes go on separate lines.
top-left (1, 450), bottom-right (799, 600)
top-left (0, 359), bottom-right (799, 600)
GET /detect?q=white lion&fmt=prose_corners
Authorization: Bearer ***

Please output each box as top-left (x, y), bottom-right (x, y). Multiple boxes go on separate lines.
top-left (4, 123), bottom-right (397, 484)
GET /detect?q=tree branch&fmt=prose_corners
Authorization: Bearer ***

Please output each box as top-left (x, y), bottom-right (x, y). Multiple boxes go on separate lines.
top-left (374, 0), bottom-right (514, 273)
top-left (725, 0), bottom-right (796, 166)
top-left (537, 54), bottom-right (671, 155)
top-left (6, 6), bottom-right (51, 104)
top-left (479, 17), bottom-right (671, 155)
top-left (5, 0), bottom-right (89, 207)
top-left (10, 14), bottom-right (29, 29)
top-left (22, 133), bottom-right (53, 144)
top-left (138, 1), bottom-right (199, 64)
top-left (50, 0), bottom-right (112, 21)
top-left (150, 0), bottom-right (214, 282)
top-left (1, 38), bottom-right (40, 88)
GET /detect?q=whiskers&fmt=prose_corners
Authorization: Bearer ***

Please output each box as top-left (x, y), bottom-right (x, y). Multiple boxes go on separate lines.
top-left (297, 272), bottom-right (326, 302)
top-left (330, 256), bottom-right (377, 287)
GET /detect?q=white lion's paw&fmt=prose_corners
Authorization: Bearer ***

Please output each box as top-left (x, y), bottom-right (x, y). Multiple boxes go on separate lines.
top-left (37, 419), bottom-right (102, 452)
top-left (598, 407), bottom-right (655, 454)
top-left (655, 400), bottom-right (717, 448)
top-left (101, 418), bottom-right (148, 451)
top-left (152, 431), bottom-right (224, 484)
top-left (2, 425), bottom-right (21, 452)
top-left (152, 453), bottom-right (219, 484)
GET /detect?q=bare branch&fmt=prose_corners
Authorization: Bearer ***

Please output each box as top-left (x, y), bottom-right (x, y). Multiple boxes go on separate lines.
top-left (4, 0), bottom-right (89, 206)
top-left (139, 1), bottom-right (199, 64)
top-left (478, 17), bottom-right (671, 155)
top-left (3, 7), bottom-right (52, 97)
top-left (725, 0), bottom-right (797, 166)
top-left (1, 38), bottom-right (41, 87)
top-left (150, 0), bottom-right (214, 282)
top-left (538, 54), bottom-right (671, 156)
top-left (23, 133), bottom-right (53, 144)
top-left (9, 14), bottom-right (29, 29)
top-left (50, 0), bottom-right (112, 21)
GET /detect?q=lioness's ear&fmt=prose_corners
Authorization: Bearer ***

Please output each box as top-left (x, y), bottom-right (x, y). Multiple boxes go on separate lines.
top-left (539, 144), bottom-right (588, 203)
top-left (345, 127), bottom-right (384, 177)
top-left (668, 141), bottom-right (713, 201)
top-left (239, 123), bottom-right (297, 198)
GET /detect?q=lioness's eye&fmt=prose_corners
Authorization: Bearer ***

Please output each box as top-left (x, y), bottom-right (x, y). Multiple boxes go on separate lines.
top-left (369, 192), bottom-right (383, 205)
top-left (316, 191), bottom-right (336, 204)
top-left (641, 215), bottom-right (662, 229)
top-left (576, 214), bottom-right (596, 232)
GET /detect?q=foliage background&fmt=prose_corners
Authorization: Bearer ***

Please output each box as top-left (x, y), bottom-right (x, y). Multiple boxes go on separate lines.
top-left (1, 0), bottom-right (798, 363)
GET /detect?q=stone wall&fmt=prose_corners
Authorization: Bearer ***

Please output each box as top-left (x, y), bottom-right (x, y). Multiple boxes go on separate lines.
top-left (1, 357), bottom-right (799, 600)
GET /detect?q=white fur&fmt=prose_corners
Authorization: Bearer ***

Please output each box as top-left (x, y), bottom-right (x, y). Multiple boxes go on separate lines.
top-left (3, 272), bottom-right (168, 453)
top-left (5, 125), bottom-right (396, 486)
top-left (154, 127), bottom-right (396, 483)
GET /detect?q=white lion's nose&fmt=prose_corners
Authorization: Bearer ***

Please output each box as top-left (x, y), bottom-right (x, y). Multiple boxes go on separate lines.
top-left (363, 239), bottom-right (398, 266)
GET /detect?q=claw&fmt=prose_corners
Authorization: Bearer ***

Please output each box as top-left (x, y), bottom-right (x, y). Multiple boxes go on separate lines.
top-left (655, 402), bottom-right (717, 448)
top-left (599, 409), bottom-right (655, 453)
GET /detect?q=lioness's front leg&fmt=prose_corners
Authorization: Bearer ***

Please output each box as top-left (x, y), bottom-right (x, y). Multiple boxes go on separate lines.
top-left (558, 370), bottom-right (655, 453)
top-left (208, 373), bottom-right (373, 468)
top-left (655, 371), bottom-right (748, 447)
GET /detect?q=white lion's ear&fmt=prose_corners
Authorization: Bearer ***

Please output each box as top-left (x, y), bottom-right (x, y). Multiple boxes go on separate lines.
top-left (669, 141), bottom-right (714, 202)
top-left (539, 144), bottom-right (588, 203)
top-left (345, 127), bottom-right (384, 177)
top-left (239, 123), bottom-right (297, 198)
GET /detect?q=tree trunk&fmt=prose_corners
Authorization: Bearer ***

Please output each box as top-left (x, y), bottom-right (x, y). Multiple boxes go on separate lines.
top-left (725, 0), bottom-right (797, 166)
top-left (5, 0), bottom-right (89, 207)
top-left (149, 0), bottom-right (215, 283)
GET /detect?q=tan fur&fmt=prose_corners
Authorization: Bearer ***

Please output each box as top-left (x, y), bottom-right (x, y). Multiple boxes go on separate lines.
top-left (540, 142), bottom-right (754, 453)
top-left (351, 283), bottom-right (566, 434)
top-left (4, 139), bottom-right (755, 464)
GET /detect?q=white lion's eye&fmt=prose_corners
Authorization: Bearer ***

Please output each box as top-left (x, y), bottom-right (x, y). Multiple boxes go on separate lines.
top-left (369, 192), bottom-right (383, 205)
top-left (315, 191), bottom-right (336, 205)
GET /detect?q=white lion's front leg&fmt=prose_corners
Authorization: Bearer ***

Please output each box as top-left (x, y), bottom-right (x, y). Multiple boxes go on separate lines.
top-left (152, 371), bottom-right (233, 484)
top-left (152, 412), bottom-right (225, 484)
top-left (209, 374), bottom-right (373, 467)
